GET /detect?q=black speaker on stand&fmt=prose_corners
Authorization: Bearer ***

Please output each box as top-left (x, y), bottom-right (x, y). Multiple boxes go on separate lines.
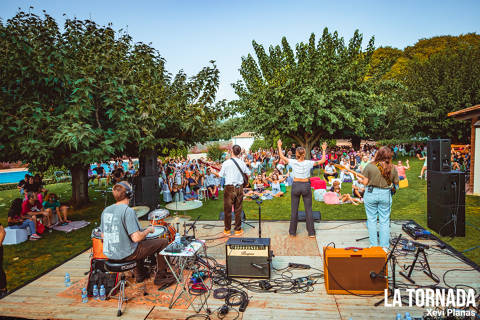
top-left (426, 139), bottom-right (465, 237)
top-left (427, 139), bottom-right (451, 172)
top-left (427, 171), bottom-right (465, 237)
top-left (134, 150), bottom-right (159, 210)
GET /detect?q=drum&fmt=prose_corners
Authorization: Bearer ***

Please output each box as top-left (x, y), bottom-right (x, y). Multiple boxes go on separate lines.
top-left (91, 227), bottom-right (108, 260)
top-left (149, 209), bottom-right (170, 225)
top-left (145, 225), bottom-right (167, 240)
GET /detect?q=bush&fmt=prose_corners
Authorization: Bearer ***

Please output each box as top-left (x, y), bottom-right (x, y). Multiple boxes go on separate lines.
top-left (377, 137), bottom-right (429, 146)
top-left (207, 143), bottom-right (224, 161)
top-left (250, 139), bottom-right (270, 152)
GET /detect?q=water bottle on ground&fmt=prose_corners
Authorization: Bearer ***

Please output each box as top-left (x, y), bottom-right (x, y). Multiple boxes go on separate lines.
top-left (92, 284), bottom-right (99, 300)
top-left (81, 288), bottom-right (88, 303)
top-left (64, 273), bottom-right (71, 287)
top-left (175, 232), bottom-right (181, 244)
top-left (99, 284), bottom-right (106, 301)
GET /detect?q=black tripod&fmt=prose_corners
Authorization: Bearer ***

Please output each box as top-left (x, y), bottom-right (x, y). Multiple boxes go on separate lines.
top-left (399, 246), bottom-right (438, 284)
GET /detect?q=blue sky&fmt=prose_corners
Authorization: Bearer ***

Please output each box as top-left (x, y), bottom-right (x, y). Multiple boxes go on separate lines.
top-left (1, 0), bottom-right (479, 101)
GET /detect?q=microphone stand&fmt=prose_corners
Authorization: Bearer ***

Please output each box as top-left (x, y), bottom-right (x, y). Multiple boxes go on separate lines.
top-left (256, 199), bottom-right (263, 238)
top-left (186, 215), bottom-right (201, 240)
top-left (374, 234), bottom-right (402, 307)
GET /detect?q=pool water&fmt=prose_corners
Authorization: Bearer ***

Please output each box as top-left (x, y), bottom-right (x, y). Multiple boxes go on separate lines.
top-left (89, 161), bottom-right (137, 174)
top-left (0, 170), bottom-right (30, 184)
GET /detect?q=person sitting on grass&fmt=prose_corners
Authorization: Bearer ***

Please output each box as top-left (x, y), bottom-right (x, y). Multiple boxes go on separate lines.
top-left (92, 162), bottom-right (107, 184)
top-left (43, 193), bottom-right (70, 225)
top-left (323, 163), bottom-right (338, 181)
top-left (333, 185), bottom-right (361, 205)
top-left (352, 179), bottom-right (365, 202)
top-left (22, 192), bottom-right (53, 229)
top-left (267, 173), bottom-right (286, 197)
top-left (184, 188), bottom-right (198, 201)
top-left (32, 174), bottom-right (48, 202)
top-left (204, 168), bottom-right (218, 200)
top-left (17, 174), bottom-right (30, 196)
top-left (395, 159), bottom-right (410, 180)
top-left (8, 198), bottom-right (41, 240)
top-left (110, 164), bottom-right (125, 184)
top-left (359, 155), bottom-right (370, 172)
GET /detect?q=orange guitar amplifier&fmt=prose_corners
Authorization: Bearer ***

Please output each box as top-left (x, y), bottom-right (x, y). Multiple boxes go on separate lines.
top-left (323, 246), bottom-right (387, 295)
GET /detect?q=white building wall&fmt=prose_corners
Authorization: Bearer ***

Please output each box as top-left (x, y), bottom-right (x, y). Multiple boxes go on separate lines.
top-left (232, 137), bottom-right (255, 152)
top-left (474, 127), bottom-right (480, 195)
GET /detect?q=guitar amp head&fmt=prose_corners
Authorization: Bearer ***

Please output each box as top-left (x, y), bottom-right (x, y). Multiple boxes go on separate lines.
top-left (226, 237), bottom-right (271, 279)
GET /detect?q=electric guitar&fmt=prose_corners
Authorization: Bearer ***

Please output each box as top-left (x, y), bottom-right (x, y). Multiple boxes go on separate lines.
top-left (198, 159), bottom-right (222, 172)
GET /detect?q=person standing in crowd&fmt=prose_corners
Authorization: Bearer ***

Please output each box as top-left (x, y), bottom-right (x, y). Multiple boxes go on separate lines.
top-left (395, 160), bottom-right (410, 180)
top-left (0, 224), bottom-right (6, 298)
top-left (211, 145), bottom-right (250, 236)
top-left (277, 140), bottom-right (327, 238)
top-left (359, 147), bottom-right (399, 252)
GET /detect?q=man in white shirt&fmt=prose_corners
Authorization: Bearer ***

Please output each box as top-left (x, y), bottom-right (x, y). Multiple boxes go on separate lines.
top-left (212, 145), bottom-right (250, 236)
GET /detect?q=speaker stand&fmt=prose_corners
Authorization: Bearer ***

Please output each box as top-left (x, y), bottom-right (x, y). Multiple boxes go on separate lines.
top-left (399, 247), bottom-right (438, 284)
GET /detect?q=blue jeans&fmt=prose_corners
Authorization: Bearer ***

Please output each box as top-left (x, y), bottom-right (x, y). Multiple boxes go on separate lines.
top-left (363, 187), bottom-right (392, 248)
top-left (9, 219), bottom-right (36, 235)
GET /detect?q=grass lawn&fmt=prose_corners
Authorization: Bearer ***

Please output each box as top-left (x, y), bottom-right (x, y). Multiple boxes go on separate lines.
top-left (0, 156), bottom-right (479, 292)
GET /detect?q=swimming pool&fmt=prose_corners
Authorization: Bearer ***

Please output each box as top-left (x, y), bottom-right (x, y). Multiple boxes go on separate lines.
top-left (0, 170), bottom-right (30, 184)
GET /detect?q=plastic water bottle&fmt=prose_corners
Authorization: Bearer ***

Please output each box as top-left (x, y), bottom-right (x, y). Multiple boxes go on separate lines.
top-left (396, 314), bottom-right (402, 320)
top-left (64, 273), bottom-right (71, 287)
top-left (92, 284), bottom-right (99, 300)
top-left (404, 312), bottom-right (410, 320)
top-left (175, 232), bottom-right (181, 244)
top-left (81, 288), bottom-right (88, 303)
top-left (99, 284), bottom-right (106, 301)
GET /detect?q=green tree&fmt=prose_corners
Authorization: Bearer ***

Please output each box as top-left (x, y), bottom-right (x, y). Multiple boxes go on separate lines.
top-left (232, 28), bottom-right (385, 156)
top-left (0, 10), bottom-right (221, 206)
top-left (401, 44), bottom-right (479, 142)
top-left (206, 143), bottom-right (224, 161)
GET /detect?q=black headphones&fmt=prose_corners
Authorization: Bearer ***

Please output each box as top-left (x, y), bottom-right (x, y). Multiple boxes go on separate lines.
top-left (116, 181), bottom-right (133, 199)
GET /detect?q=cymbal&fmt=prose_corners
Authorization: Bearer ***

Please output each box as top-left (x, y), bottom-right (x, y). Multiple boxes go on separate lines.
top-left (132, 206), bottom-right (150, 218)
top-left (163, 215), bottom-right (192, 224)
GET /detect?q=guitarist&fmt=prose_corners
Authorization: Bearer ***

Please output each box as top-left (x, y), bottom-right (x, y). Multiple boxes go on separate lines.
top-left (211, 145), bottom-right (250, 236)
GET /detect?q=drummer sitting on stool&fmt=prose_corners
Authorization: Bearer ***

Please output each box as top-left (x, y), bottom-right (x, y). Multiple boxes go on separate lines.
top-left (100, 181), bottom-right (173, 287)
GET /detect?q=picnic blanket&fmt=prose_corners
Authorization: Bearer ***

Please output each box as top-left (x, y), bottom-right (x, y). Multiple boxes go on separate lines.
top-left (53, 220), bottom-right (90, 233)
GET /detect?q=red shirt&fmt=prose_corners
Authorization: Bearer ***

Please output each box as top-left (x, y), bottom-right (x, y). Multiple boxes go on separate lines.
top-left (21, 200), bottom-right (43, 216)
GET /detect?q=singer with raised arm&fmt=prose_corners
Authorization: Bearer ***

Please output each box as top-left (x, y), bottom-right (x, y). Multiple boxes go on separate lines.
top-left (277, 140), bottom-right (327, 238)
top-left (211, 145), bottom-right (250, 236)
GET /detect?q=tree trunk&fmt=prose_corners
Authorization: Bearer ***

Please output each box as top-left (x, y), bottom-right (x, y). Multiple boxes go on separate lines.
top-left (351, 136), bottom-right (361, 150)
top-left (70, 164), bottom-right (90, 208)
top-left (301, 141), bottom-right (313, 160)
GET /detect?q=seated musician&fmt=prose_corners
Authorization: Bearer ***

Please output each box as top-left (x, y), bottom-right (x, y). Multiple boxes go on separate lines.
top-left (100, 181), bottom-right (171, 286)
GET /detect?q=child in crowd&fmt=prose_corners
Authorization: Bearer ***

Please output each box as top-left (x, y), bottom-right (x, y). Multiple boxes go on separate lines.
top-left (43, 193), bottom-right (70, 225)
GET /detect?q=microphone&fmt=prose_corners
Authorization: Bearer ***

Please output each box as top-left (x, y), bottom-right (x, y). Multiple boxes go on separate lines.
top-left (370, 271), bottom-right (386, 279)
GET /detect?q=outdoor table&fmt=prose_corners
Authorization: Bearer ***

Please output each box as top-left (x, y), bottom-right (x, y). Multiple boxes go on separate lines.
top-left (159, 240), bottom-right (209, 312)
